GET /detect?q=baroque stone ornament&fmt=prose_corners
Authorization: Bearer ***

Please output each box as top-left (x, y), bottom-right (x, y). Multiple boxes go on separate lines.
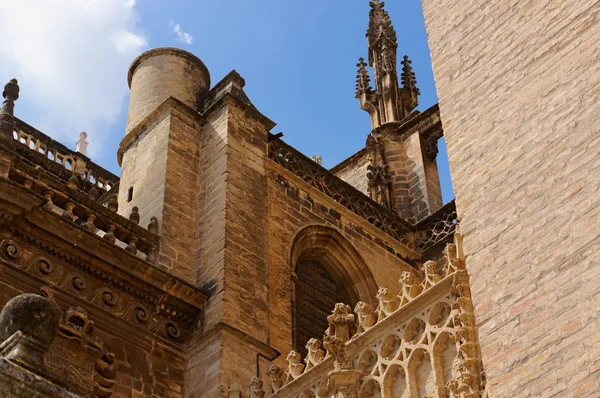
top-left (0, 239), bottom-right (22, 261)
top-left (45, 306), bottom-right (116, 397)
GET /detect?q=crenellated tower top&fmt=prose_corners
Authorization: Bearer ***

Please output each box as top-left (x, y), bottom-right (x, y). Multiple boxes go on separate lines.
top-left (356, 1), bottom-right (420, 129)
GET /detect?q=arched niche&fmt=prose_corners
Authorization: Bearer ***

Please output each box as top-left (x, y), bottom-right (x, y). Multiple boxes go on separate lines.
top-left (290, 225), bottom-right (378, 355)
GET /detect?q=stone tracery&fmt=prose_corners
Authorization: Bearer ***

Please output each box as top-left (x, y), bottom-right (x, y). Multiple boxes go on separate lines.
top-left (265, 240), bottom-right (484, 398)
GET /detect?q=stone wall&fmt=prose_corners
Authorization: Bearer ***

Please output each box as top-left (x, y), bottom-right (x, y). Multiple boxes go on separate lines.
top-left (267, 160), bottom-right (420, 371)
top-left (421, 0), bottom-right (600, 396)
top-left (331, 149), bottom-right (370, 195)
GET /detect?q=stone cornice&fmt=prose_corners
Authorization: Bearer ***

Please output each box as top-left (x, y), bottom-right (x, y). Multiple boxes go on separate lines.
top-left (0, 177), bottom-right (206, 346)
top-left (268, 136), bottom-right (414, 238)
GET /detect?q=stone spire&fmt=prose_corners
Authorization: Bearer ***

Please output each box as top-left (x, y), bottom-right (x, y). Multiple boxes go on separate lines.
top-left (0, 78), bottom-right (19, 142)
top-left (356, 1), bottom-right (420, 129)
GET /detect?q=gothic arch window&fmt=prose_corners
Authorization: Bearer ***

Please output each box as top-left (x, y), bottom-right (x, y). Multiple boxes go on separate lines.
top-left (290, 225), bottom-right (378, 356)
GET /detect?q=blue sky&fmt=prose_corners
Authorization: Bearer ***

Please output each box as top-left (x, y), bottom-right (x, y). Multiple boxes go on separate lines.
top-left (0, 0), bottom-right (454, 202)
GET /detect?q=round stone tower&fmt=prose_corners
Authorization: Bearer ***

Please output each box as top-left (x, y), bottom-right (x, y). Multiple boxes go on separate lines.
top-left (125, 47), bottom-right (210, 135)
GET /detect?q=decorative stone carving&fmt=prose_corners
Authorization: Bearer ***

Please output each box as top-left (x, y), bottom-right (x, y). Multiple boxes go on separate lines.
top-left (357, 1), bottom-right (420, 128)
top-left (249, 376), bottom-right (265, 398)
top-left (0, 239), bottom-right (22, 262)
top-left (355, 58), bottom-right (372, 97)
top-left (128, 206), bottom-right (140, 225)
top-left (45, 305), bottom-right (116, 397)
top-left (304, 338), bottom-right (325, 371)
top-left (107, 196), bottom-right (118, 212)
top-left (266, 363), bottom-right (284, 395)
top-left (67, 173), bottom-right (80, 190)
top-left (2, 233), bottom-right (198, 345)
top-left (267, 236), bottom-right (484, 398)
top-left (375, 287), bottom-right (398, 322)
top-left (366, 133), bottom-right (393, 210)
top-left (285, 350), bottom-right (305, 383)
top-left (398, 271), bottom-right (422, 306)
top-left (353, 302), bottom-right (375, 335)
top-left (415, 200), bottom-right (457, 251)
top-left (147, 216), bottom-right (159, 234)
top-left (421, 260), bottom-right (442, 290)
top-left (0, 79), bottom-right (19, 144)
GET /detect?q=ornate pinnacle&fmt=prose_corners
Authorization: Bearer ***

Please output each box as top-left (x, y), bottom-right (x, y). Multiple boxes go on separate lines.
top-left (367, 0), bottom-right (397, 53)
top-left (355, 58), bottom-right (372, 97)
top-left (401, 55), bottom-right (420, 95)
top-left (0, 78), bottom-right (20, 142)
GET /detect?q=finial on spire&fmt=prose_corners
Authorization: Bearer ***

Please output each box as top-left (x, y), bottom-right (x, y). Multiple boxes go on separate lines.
top-left (367, 0), bottom-right (397, 57)
top-left (401, 55), bottom-right (420, 95)
top-left (0, 78), bottom-right (20, 142)
top-left (355, 58), bottom-right (372, 97)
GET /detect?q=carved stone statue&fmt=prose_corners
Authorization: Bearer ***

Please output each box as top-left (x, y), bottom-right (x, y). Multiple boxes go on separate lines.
top-left (266, 363), bottom-right (283, 395)
top-left (398, 271), bottom-right (422, 306)
top-left (304, 338), bottom-right (324, 371)
top-left (353, 301), bottom-right (375, 334)
top-left (248, 376), bottom-right (265, 398)
top-left (284, 350), bottom-right (305, 383)
top-left (375, 287), bottom-right (399, 322)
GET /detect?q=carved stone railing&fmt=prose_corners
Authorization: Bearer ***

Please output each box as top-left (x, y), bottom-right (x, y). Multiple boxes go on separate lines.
top-left (256, 242), bottom-right (484, 398)
top-left (13, 118), bottom-right (119, 194)
top-left (415, 200), bottom-right (457, 252)
top-left (268, 137), bottom-right (412, 245)
top-left (10, 157), bottom-right (158, 262)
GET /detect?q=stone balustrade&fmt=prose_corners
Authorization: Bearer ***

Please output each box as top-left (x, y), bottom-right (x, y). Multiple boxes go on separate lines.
top-left (10, 158), bottom-right (159, 262)
top-left (235, 241), bottom-right (483, 398)
top-left (12, 118), bottom-right (119, 194)
top-left (415, 200), bottom-right (457, 253)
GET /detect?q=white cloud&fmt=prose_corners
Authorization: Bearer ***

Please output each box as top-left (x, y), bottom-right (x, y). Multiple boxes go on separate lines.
top-left (169, 21), bottom-right (193, 45)
top-left (0, 0), bottom-right (148, 160)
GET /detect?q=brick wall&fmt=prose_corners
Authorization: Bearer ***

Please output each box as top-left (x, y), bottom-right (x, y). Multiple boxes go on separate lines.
top-left (421, 0), bottom-right (600, 395)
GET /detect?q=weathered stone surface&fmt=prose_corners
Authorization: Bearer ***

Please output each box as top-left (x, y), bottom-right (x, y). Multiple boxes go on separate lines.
top-left (0, 358), bottom-right (79, 398)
